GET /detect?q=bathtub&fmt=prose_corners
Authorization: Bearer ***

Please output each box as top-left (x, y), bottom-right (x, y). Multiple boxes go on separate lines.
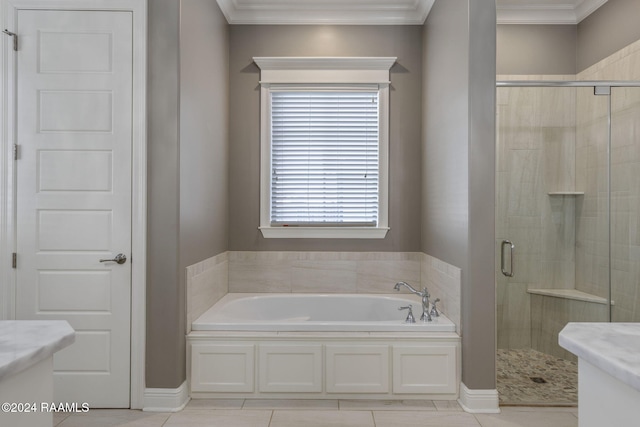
top-left (192, 293), bottom-right (456, 332)
top-left (188, 293), bottom-right (460, 400)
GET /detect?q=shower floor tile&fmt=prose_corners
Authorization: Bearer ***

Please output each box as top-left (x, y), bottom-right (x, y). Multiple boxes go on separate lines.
top-left (497, 348), bottom-right (578, 406)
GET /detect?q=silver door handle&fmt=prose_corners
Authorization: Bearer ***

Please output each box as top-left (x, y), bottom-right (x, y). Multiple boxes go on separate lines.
top-left (501, 240), bottom-right (514, 277)
top-left (99, 253), bottom-right (127, 265)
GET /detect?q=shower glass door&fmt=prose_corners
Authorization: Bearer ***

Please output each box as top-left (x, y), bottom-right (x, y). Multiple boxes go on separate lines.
top-left (496, 84), bottom-right (611, 405)
top-left (610, 86), bottom-right (640, 323)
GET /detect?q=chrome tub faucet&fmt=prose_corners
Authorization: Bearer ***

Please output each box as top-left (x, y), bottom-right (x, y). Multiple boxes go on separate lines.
top-left (394, 281), bottom-right (432, 322)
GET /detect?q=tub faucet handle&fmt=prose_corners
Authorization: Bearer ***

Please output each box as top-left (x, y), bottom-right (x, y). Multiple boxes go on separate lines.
top-left (399, 305), bottom-right (416, 324)
top-left (430, 298), bottom-right (440, 317)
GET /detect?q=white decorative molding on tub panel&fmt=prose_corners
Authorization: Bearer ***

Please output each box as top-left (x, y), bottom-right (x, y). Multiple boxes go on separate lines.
top-left (259, 344), bottom-right (323, 393)
top-left (190, 343), bottom-right (255, 393)
top-left (392, 345), bottom-right (458, 394)
top-left (325, 344), bottom-right (390, 394)
top-left (188, 332), bottom-right (461, 401)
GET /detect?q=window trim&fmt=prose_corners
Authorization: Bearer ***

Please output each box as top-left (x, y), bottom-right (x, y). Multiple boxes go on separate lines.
top-left (255, 57), bottom-right (395, 239)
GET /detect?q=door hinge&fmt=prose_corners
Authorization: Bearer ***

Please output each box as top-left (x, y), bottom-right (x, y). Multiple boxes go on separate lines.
top-left (2, 29), bottom-right (17, 51)
top-left (12, 252), bottom-right (16, 269)
top-left (13, 144), bottom-right (18, 160)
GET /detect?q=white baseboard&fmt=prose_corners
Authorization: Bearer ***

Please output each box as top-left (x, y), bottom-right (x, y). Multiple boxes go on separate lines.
top-left (458, 382), bottom-right (500, 413)
top-left (143, 381), bottom-right (190, 412)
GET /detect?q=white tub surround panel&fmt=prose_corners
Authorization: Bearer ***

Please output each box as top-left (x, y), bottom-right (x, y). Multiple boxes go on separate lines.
top-left (0, 321), bottom-right (75, 427)
top-left (188, 331), bottom-right (460, 401)
top-left (186, 252), bottom-right (229, 334)
top-left (188, 293), bottom-right (460, 400)
top-left (560, 323), bottom-right (640, 427)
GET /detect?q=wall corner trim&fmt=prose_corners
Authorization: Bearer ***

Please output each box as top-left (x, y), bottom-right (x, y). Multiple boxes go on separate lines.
top-left (457, 382), bottom-right (500, 414)
top-left (143, 381), bottom-right (190, 412)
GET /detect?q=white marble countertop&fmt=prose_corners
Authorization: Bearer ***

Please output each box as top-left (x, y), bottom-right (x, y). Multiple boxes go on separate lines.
top-left (0, 320), bottom-right (75, 382)
top-left (559, 322), bottom-right (640, 392)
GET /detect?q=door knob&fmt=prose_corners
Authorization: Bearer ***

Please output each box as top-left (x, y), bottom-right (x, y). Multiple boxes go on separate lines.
top-left (99, 253), bottom-right (127, 264)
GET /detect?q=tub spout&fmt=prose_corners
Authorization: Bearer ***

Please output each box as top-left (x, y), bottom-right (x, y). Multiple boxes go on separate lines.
top-left (394, 281), bottom-right (419, 294)
top-left (393, 282), bottom-right (432, 322)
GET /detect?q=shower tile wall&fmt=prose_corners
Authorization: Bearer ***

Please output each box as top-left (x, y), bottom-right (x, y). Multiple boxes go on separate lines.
top-left (574, 86), bottom-right (609, 302)
top-left (498, 38), bottom-right (640, 353)
top-left (496, 76), bottom-right (578, 350)
top-left (530, 294), bottom-right (607, 361)
top-left (577, 39), bottom-right (640, 322)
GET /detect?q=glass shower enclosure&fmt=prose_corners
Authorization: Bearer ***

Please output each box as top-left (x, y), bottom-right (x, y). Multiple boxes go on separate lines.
top-left (495, 81), bottom-right (640, 405)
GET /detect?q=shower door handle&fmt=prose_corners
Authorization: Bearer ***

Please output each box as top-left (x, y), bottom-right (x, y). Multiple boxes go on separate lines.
top-left (501, 240), bottom-right (515, 277)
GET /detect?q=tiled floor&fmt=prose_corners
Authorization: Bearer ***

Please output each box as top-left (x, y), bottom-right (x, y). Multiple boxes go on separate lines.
top-left (497, 348), bottom-right (578, 405)
top-left (52, 399), bottom-right (579, 427)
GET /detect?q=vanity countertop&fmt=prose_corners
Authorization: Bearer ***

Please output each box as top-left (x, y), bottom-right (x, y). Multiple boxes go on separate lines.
top-left (0, 320), bottom-right (75, 382)
top-left (559, 323), bottom-right (640, 392)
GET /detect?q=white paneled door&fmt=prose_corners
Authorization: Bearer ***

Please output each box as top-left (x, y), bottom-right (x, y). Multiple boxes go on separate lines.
top-left (15, 10), bottom-right (133, 407)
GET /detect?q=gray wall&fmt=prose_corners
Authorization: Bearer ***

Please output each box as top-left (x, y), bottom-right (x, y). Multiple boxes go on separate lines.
top-left (497, 25), bottom-right (576, 75)
top-left (422, 0), bottom-right (496, 390)
top-left (179, 1), bottom-right (229, 282)
top-left (147, 0), bottom-right (229, 389)
top-left (228, 25), bottom-right (423, 252)
top-left (577, 0), bottom-right (640, 72)
top-left (497, 0), bottom-right (640, 76)
top-left (147, 0), bottom-right (182, 389)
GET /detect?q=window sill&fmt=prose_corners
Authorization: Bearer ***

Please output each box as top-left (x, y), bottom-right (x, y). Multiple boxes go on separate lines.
top-left (259, 226), bottom-right (389, 239)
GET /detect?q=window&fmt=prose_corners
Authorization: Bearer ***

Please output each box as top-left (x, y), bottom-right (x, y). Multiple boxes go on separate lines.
top-left (270, 88), bottom-right (379, 226)
top-left (255, 57), bottom-right (395, 238)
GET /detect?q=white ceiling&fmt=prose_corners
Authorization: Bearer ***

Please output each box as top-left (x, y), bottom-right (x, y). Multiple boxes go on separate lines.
top-left (216, 0), bottom-right (608, 25)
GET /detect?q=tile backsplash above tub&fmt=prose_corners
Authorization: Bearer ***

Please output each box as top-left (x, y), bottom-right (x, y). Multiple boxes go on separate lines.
top-left (185, 252), bottom-right (228, 334)
top-left (228, 251), bottom-right (421, 294)
top-left (422, 253), bottom-right (462, 333)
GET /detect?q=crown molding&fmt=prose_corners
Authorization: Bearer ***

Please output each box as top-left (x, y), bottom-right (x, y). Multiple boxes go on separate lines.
top-left (217, 0), bottom-right (606, 26)
top-left (497, 0), bottom-right (608, 24)
top-left (216, 0), bottom-right (435, 25)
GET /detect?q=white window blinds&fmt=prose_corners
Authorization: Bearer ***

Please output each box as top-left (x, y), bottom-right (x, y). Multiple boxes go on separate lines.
top-left (270, 90), bottom-right (380, 226)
